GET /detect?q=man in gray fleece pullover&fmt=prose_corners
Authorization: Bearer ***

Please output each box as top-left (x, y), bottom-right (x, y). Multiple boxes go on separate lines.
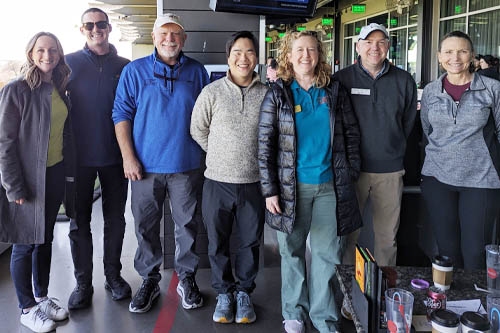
top-left (190, 31), bottom-right (268, 324)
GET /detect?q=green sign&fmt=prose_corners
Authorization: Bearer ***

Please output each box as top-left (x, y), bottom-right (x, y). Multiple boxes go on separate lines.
top-left (455, 5), bottom-right (462, 14)
top-left (322, 18), bottom-right (334, 25)
top-left (352, 4), bottom-right (366, 13)
top-left (265, 37), bottom-right (272, 42)
top-left (327, 33), bottom-right (332, 38)
top-left (390, 18), bottom-right (398, 26)
top-left (355, 27), bottom-right (361, 34)
top-left (279, 33), bottom-right (285, 38)
top-left (297, 26), bottom-right (306, 31)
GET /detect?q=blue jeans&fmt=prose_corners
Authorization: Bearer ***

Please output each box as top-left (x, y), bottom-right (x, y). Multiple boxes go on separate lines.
top-left (10, 162), bottom-right (65, 309)
top-left (277, 181), bottom-right (343, 333)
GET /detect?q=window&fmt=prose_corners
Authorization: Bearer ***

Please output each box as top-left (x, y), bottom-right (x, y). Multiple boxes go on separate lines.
top-left (470, 0), bottom-right (500, 12)
top-left (469, 9), bottom-right (500, 56)
top-left (367, 13), bottom-right (389, 27)
top-left (343, 39), bottom-right (353, 66)
top-left (439, 17), bottom-right (466, 41)
top-left (440, 0), bottom-right (467, 18)
top-left (342, 6), bottom-right (417, 73)
top-left (390, 29), bottom-right (407, 70)
top-left (407, 27), bottom-right (418, 80)
top-left (439, 2), bottom-right (500, 58)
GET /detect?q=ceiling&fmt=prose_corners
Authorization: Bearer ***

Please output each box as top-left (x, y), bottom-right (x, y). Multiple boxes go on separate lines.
top-left (91, 0), bottom-right (336, 45)
top-left (90, 0), bottom-right (157, 44)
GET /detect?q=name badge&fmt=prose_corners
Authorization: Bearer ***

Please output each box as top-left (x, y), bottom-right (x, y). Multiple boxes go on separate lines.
top-left (351, 88), bottom-right (371, 96)
top-left (295, 105), bottom-right (302, 113)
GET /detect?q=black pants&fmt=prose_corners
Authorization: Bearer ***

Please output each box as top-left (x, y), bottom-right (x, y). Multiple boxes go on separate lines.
top-left (202, 179), bottom-right (264, 294)
top-left (421, 176), bottom-right (500, 269)
top-left (11, 162), bottom-right (64, 309)
top-left (69, 164), bottom-right (128, 284)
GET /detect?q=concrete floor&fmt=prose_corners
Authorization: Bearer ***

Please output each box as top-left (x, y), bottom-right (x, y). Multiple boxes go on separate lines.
top-left (0, 187), bottom-right (356, 333)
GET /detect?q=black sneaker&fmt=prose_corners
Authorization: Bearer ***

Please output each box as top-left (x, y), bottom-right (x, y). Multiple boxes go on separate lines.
top-left (105, 275), bottom-right (132, 301)
top-left (129, 279), bottom-right (160, 313)
top-left (68, 284), bottom-right (94, 310)
top-left (176, 276), bottom-right (203, 309)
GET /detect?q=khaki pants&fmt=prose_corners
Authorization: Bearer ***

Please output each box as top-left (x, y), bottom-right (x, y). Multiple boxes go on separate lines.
top-left (343, 170), bottom-right (404, 266)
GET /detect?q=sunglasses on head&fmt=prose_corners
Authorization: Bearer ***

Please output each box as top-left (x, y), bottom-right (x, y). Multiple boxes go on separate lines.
top-left (82, 21), bottom-right (108, 31)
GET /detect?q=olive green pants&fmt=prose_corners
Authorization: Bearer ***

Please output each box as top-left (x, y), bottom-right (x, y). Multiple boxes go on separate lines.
top-left (277, 181), bottom-right (343, 333)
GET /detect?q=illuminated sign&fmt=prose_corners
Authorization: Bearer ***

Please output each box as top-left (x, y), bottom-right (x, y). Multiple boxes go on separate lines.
top-left (297, 26), bottom-right (306, 31)
top-left (455, 5), bottom-right (462, 14)
top-left (279, 32), bottom-right (285, 38)
top-left (352, 4), bottom-right (366, 13)
top-left (390, 18), bottom-right (398, 26)
top-left (265, 37), bottom-right (272, 42)
top-left (322, 18), bottom-right (334, 25)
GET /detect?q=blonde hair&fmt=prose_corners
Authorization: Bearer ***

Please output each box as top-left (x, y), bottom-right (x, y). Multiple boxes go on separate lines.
top-left (276, 30), bottom-right (331, 88)
top-left (21, 32), bottom-right (71, 94)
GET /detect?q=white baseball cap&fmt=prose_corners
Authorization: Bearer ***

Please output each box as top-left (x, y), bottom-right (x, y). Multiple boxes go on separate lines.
top-left (154, 13), bottom-right (184, 30)
top-left (358, 23), bottom-right (389, 41)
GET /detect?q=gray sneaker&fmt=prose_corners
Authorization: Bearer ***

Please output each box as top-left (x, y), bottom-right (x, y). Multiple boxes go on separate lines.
top-left (235, 291), bottom-right (256, 324)
top-left (212, 293), bottom-right (234, 323)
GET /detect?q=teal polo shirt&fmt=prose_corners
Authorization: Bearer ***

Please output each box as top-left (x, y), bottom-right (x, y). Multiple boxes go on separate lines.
top-left (291, 80), bottom-right (333, 184)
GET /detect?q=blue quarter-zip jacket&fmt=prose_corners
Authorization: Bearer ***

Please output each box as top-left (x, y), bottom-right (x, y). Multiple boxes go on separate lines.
top-left (112, 50), bottom-right (209, 173)
top-left (66, 44), bottom-right (129, 167)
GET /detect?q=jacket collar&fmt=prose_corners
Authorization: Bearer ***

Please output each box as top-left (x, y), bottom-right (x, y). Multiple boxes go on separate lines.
top-left (153, 49), bottom-right (186, 68)
top-left (437, 72), bottom-right (485, 92)
top-left (83, 43), bottom-right (117, 58)
top-left (355, 57), bottom-right (390, 79)
top-left (225, 70), bottom-right (260, 89)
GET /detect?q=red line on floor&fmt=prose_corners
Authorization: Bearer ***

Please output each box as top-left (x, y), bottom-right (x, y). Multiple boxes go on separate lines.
top-left (153, 272), bottom-right (179, 333)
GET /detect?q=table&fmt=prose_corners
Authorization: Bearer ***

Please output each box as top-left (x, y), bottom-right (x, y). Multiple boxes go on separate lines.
top-left (336, 265), bottom-right (487, 332)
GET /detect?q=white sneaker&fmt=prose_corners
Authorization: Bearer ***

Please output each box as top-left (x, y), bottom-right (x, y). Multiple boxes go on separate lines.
top-left (20, 304), bottom-right (56, 333)
top-left (283, 319), bottom-right (305, 333)
top-left (38, 297), bottom-right (69, 321)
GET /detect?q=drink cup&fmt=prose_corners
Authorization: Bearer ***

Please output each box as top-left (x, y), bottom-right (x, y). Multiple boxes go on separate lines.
top-left (487, 294), bottom-right (500, 332)
top-left (385, 288), bottom-right (414, 333)
top-left (486, 244), bottom-right (500, 294)
top-left (432, 255), bottom-right (453, 291)
top-left (460, 311), bottom-right (490, 333)
top-left (430, 309), bottom-right (459, 333)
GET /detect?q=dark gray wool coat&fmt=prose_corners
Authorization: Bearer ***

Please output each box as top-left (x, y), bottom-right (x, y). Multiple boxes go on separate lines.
top-left (0, 78), bottom-right (76, 244)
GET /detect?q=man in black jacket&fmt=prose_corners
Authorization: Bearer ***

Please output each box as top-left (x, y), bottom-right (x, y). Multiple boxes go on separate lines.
top-left (334, 23), bottom-right (417, 269)
top-left (65, 7), bottom-right (131, 310)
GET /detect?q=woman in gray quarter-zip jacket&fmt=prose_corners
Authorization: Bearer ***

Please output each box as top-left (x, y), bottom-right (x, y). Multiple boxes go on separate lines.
top-left (420, 31), bottom-right (500, 270)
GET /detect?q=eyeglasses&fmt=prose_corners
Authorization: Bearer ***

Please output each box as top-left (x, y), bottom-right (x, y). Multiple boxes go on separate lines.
top-left (82, 21), bottom-right (108, 31)
top-left (153, 58), bottom-right (180, 93)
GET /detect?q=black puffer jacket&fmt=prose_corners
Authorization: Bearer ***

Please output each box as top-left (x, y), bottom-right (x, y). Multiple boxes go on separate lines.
top-left (258, 78), bottom-right (362, 235)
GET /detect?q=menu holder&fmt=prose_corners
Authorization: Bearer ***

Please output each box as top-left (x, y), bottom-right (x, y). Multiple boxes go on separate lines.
top-left (351, 268), bottom-right (386, 332)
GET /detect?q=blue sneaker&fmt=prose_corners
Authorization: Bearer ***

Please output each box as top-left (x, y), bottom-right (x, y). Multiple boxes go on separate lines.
top-left (213, 293), bottom-right (234, 323)
top-left (235, 291), bottom-right (256, 324)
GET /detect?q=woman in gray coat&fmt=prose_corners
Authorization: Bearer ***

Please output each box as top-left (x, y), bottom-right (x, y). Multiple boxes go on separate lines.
top-left (0, 32), bottom-right (75, 333)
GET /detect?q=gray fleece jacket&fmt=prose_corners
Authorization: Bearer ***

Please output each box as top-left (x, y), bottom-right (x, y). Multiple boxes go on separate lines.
top-left (421, 73), bottom-right (500, 188)
top-left (190, 72), bottom-right (268, 183)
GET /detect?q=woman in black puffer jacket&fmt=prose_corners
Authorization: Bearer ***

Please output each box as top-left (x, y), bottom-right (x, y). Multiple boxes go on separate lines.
top-left (258, 30), bottom-right (361, 333)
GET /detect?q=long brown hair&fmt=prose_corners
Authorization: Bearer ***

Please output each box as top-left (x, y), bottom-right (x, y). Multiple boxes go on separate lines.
top-left (21, 32), bottom-right (71, 94)
top-left (276, 30), bottom-right (331, 88)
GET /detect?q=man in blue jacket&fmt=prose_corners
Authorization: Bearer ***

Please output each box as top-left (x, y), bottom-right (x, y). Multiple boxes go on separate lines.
top-left (112, 13), bottom-right (209, 313)
top-left (65, 7), bottom-right (131, 310)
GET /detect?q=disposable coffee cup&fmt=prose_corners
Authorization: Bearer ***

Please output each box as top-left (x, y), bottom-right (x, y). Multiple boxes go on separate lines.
top-left (460, 311), bottom-right (490, 333)
top-left (432, 255), bottom-right (453, 291)
top-left (430, 309), bottom-right (459, 333)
